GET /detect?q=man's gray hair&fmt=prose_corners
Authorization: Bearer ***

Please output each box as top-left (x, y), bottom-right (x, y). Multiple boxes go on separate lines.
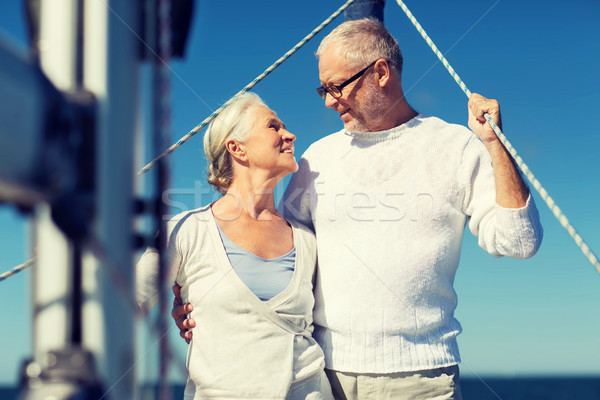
top-left (316, 18), bottom-right (403, 75)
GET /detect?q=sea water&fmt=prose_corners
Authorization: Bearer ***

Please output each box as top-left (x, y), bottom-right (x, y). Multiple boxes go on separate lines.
top-left (2, 377), bottom-right (600, 399)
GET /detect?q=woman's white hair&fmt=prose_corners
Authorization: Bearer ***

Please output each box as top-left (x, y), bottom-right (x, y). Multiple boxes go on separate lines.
top-left (203, 92), bottom-right (267, 193)
top-left (316, 18), bottom-right (403, 74)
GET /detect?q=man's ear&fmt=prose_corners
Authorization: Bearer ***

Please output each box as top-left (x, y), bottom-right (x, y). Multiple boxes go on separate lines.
top-left (373, 59), bottom-right (391, 88)
top-left (226, 139), bottom-right (247, 162)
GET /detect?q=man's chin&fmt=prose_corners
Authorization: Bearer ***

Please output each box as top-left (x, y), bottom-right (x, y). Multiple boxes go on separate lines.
top-left (343, 120), bottom-right (369, 133)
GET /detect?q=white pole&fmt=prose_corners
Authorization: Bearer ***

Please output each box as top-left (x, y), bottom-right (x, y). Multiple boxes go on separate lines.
top-left (81, 0), bottom-right (140, 398)
top-left (32, 0), bottom-right (78, 362)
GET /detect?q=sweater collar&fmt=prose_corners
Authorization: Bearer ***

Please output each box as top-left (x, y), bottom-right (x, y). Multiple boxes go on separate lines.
top-left (343, 113), bottom-right (425, 142)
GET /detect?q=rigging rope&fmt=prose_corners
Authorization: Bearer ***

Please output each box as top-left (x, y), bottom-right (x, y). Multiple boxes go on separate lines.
top-left (0, 258), bottom-right (35, 282)
top-left (138, 0), bottom-right (357, 175)
top-left (394, 0), bottom-right (600, 274)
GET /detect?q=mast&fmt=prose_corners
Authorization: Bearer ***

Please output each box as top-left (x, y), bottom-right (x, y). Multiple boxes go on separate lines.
top-left (80, 1), bottom-right (140, 398)
top-left (18, 1), bottom-right (141, 398)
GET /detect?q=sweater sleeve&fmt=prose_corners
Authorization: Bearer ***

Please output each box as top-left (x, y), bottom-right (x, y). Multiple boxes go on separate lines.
top-left (462, 136), bottom-right (543, 259)
top-left (135, 217), bottom-right (184, 312)
top-left (279, 155), bottom-right (317, 232)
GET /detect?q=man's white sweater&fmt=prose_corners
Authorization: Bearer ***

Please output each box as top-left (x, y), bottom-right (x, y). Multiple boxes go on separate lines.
top-left (280, 114), bottom-right (543, 373)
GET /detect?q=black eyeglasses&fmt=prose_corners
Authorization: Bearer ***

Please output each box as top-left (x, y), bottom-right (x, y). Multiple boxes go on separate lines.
top-left (316, 59), bottom-right (379, 100)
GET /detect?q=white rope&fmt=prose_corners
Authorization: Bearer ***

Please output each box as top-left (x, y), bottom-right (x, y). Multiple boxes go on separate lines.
top-left (0, 258), bottom-right (35, 282)
top-left (395, 0), bottom-right (599, 274)
top-left (138, 0), bottom-right (357, 175)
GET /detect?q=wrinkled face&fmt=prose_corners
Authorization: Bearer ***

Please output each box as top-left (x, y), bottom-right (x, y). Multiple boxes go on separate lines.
top-left (318, 45), bottom-right (385, 132)
top-left (242, 106), bottom-right (298, 177)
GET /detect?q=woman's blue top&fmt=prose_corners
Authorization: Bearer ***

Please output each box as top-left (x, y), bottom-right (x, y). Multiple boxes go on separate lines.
top-left (216, 224), bottom-right (295, 301)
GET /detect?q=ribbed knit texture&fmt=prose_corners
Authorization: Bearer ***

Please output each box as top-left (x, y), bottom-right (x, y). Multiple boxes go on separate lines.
top-left (280, 114), bottom-right (543, 373)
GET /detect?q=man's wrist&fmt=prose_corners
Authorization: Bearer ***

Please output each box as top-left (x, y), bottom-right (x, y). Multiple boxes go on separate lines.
top-left (483, 138), bottom-right (508, 159)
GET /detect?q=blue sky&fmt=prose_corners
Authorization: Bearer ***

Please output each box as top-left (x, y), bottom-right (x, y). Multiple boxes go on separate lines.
top-left (1, 0), bottom-right (599, 387)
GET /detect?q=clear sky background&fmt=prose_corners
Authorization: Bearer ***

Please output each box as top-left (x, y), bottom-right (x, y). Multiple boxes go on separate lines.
top-left (1, 0), bottom-right (599, 387)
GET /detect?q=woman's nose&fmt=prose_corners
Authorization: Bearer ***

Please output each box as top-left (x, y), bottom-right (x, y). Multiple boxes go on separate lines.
top-left (282, 129), bottom-right (296, 142)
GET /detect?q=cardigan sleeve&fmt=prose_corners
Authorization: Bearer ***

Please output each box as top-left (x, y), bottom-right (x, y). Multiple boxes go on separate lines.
top-left (461, 136), bottom-right (543, 259)
top-left (135, 216), bottom-right (184, 312)
top-left (279, 155), bottom-right (317, 232)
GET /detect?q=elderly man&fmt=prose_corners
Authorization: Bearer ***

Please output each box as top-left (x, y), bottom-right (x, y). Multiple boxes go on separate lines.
top-left (172, 19), bottom-right (542, 399)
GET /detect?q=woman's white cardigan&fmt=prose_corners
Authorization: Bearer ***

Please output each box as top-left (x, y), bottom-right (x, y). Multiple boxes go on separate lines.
top-left (136, 205), bottom-right (328, 399)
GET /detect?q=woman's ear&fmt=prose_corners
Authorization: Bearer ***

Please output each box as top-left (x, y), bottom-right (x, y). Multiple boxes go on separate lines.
top-left (226, 139), bottom-right (247, 162)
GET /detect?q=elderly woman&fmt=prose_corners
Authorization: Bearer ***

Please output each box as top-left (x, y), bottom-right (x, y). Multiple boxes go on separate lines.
top-left (136, 93), bottom-right (332, 400)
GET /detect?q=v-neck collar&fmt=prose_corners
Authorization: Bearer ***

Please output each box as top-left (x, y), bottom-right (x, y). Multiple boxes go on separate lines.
top-left (203, 206), bottom-right (307, 335)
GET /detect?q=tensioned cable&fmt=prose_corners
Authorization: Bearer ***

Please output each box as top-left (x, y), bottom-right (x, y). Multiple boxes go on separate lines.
top-left (0, 258), bottom-right (36, 282)
top-left (138, 0), bottom-right (357, 175)
top-left (395, 0), bottom-right (600, 274)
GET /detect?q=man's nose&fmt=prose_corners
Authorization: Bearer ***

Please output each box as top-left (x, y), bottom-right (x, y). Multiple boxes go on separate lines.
top-left (324, 92), bottom-right (338, 108)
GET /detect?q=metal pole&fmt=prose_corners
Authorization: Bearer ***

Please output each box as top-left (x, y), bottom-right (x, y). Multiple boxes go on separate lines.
top-left (153, 0), bottom-right (173, 398)
top-left (32, 0), bottom-right (78, 366)
top-left (20, 2), bottom-right (106, 398)
top-left (81, 0), bottom-right (140, 398)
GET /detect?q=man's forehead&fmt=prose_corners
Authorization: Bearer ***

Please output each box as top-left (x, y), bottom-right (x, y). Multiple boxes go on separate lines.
top-left (318, 46), bottom-right (351, 83)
